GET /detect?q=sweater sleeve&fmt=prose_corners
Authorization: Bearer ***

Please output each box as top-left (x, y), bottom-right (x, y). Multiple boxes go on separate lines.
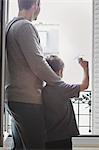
top-left (15, 22), bottom-right (61, 85)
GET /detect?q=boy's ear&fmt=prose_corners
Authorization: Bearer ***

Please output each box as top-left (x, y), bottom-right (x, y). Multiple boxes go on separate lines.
top-left (31, 4), bottom-right (36, 10)
top-left (32, 2), bottom-right (40, 12)
top-left (59, 69), bottom-right (63, 77)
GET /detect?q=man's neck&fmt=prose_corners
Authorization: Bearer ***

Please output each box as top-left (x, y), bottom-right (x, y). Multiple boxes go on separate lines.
top-left (18, 10), bottom-right (32, 21)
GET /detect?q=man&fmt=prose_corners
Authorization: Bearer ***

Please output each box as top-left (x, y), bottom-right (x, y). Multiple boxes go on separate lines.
top-left (6, 0), bottom-right (61, 149)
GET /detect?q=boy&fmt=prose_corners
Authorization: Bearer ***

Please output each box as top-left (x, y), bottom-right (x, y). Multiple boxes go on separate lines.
top-left (42, 55), bottom-right (89, 150)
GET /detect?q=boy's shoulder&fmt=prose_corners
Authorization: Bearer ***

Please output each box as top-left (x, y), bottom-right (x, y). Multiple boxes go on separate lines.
top-left (43, 81), bottom-right (72, 88)
top-left (42, 81), bottom-right (69, 92)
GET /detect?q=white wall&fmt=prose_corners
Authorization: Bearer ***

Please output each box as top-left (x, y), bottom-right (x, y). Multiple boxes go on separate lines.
top-left (8, 0), bottom-right (18, 21)
top-left (38, 0), bottom-right (92, 88)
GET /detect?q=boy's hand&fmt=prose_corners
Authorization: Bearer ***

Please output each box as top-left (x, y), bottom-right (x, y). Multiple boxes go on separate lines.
top-left (78, 58), bottom-right (89, 70)
top-left (79, 58), bottom-right (89, 91)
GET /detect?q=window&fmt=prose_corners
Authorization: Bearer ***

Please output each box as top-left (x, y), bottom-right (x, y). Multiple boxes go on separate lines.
top-left (72, 91), bottom-right (92, 134)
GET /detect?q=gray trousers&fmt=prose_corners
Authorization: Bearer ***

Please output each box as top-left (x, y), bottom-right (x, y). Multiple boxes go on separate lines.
top-left (8, 102), bottom-right (46, 150)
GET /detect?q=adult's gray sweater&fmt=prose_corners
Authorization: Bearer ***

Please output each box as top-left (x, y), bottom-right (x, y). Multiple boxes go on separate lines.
top-left (6, 17), bottom-right (61, 104)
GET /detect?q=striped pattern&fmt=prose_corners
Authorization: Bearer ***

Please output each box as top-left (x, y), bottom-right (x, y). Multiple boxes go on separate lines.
top-left (92, 0), bottom-right (99, 134)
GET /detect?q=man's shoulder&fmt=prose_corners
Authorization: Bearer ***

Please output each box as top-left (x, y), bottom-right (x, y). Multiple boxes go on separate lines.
top-left (7, 17), bottom-right (37, 33)
top-left (42, 81), bottom-right (66, 92)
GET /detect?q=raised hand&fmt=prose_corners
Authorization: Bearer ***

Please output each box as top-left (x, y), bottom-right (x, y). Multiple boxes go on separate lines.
top-left (78, 58), bottom-right (88, 70)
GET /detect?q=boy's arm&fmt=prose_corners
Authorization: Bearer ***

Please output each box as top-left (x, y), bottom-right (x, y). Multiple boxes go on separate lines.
top-left (79, 58), bottom-right (89, 91)
top-left (51, 58), bottom-right (89, 99)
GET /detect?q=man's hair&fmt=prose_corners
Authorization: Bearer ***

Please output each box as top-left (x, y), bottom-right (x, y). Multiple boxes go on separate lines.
top-left (18, 0), bottom-right (39, 10)
top-left (46, 55), bottom-right (64, 73)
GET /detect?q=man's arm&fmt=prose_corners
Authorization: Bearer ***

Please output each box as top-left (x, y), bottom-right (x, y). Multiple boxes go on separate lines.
top-left (78, 58), bottom-right (89, 91)
top-left (15, 22), bottom-right (61, 85)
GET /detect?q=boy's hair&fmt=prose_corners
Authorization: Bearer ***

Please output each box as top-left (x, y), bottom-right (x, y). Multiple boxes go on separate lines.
top-left (46, 55), bottom-right (64, 73)
top-left (18, 0), bottom-right (40, 11)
